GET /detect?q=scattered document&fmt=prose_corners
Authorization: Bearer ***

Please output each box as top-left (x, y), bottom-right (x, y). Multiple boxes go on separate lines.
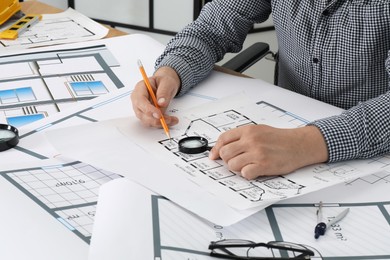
top-left (89, 177), bottom-right (390, 260)
top-left (121, 94), bottom-right (390, 211)
top-left (0, 42), bottom-right (123, 128)
top-left (0, 33), bottom-right (165, 165)
top-left (43, 86), bottom-right (389, 225)
top-left (0, 8), bottom-right (108, 50)
top-left (0, 158), bottom-right (122, 260)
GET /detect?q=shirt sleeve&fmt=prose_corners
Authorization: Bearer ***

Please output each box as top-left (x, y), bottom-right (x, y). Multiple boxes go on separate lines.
top-left (310, 51), bottom-right (390, 162)
top-left (155, 0), bottom-right (271, 96)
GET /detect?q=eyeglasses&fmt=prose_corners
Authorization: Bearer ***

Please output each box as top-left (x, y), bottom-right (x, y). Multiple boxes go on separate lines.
top-left (209, 239), bottom-right (321, 259)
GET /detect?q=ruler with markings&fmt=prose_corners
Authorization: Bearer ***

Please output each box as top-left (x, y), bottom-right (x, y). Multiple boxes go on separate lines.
top-left (0, 14), bottom-right (41, 40)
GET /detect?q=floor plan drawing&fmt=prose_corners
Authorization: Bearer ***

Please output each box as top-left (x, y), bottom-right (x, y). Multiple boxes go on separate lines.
top-left (159, 102), bottom-right (308, 203)
top-left (124, 97), bottom-right (390, 211)
top-left (346, 170), bottom-right (390, 185)
top-left (1, 160), bottom-right (122, 243)
top-left (0, 8), bottom-right (108, 50)
top-left (161, 102), bottom-right (305, 202)
top-left (88, 178), bottom-right (390, 259)
top-left (150, 195), bottom-right (390, 259)
top-left (0, 44), bottom-right (123, 128)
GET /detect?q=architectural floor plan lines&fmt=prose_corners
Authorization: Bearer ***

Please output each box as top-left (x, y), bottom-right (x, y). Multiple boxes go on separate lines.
top-left (345, 169), bottom-right (390, 185)
top-left (134, 97), bottom-right (390, 211)
top-left (0, 45), bottom-right (123, 128)
top-left (151, 195), bottom-right (390, 259)
top-left (366, 154), bottom-right (390, 168)
top-left (1, 160), bottom-right (121, 243)
top-left (158, 101), bottom-right (310, 205)
top-left (56, 204), bottom-right (97, 240)
top-left (0, 8), bottom-right (108, 50)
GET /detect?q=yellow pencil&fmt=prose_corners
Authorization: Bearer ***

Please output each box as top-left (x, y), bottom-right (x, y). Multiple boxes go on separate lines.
top-left (137, 59), bottom-right (171, 139)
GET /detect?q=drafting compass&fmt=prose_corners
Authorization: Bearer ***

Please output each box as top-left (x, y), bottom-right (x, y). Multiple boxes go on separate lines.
top-left (314, 201), bottom-right (350, 239)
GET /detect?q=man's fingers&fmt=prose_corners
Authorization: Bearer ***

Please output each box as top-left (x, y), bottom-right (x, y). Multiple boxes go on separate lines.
top-left (131, 66), bottom-right (181, 129)
top-left (209, 129), bottom-right (241, 160)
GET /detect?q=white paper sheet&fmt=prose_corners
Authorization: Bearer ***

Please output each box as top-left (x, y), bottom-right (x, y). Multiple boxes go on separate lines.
top-left (0, 33), bottom-right (167, 260)
top-left (45, 92), bottom-right (390, 225)
top-left (0, 33), bottom-right (165, 163)
top-left (0, 158), bottom-right (113, 260)
top-left (89, 177), bottom-right (390, 259)
top-left (0, 8), bottom-right (108, 50)
top-left (45, 117), bottom-right (265, 226)
top-left (119, 94), bottom-right (390, 210)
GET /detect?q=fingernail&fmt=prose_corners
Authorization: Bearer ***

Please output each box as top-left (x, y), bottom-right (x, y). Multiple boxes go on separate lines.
top-left (152, 112), bottom-right (160, 119)
top-left (158, 98), bottom-right (165, 105)
top-left (208, 149), bottom-right (214, 159)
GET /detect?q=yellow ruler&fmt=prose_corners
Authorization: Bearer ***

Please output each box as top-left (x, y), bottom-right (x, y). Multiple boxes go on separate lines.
top-left (0, 14), bottom-right (42, 40)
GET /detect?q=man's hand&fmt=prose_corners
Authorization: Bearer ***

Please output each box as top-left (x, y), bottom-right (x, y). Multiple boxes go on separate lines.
top-left (131, 66), bottom-right (181, 128)
top-left (209, 125), bottom-right (329, 179)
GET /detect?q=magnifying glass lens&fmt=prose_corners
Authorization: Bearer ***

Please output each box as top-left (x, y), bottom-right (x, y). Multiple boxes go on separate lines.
top-left (181, 139), bottom-right (207, 149)
top-left (178, 136), bottom-right (211, 154)
top-left (0, 130), bottom-right (16, 141)
top-left (0, 124), bottom-right (19, 152)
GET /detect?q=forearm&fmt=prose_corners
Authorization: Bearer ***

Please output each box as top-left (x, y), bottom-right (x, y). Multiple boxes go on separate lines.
top-left (294, 125), bottom-right (329, 166)
top-left (310, 92), bottom-right (390, 162)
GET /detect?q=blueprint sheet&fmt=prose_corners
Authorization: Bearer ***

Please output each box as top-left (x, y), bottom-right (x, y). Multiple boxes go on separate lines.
top-left (1, 158), bottom-right (122, 242)
top-left (0, 34), bottom-right (166, 260)
top-left (45, 89), bottom-right (390, 226)
top-left (89, 177), bottom-right (390, 260)
top-left (0, 33), bottom-right (164, 163)
top-left (0, 8), bottom-right (108, 50)
top-left (1, 32), bottom-right (389, 260)
top-left (0, 33), bottom-right (245, 259)
top-left (120, 94), bottom-right (390, 211)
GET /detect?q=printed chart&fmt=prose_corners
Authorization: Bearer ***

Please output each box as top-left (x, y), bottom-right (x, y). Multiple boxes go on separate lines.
top-left (142, 98), bottom-right (390, 210)
top-left (0, 44), bottom-right (123, 128)
top-left (0, 8), bottom-right (108, 49)
top-left (1, 160), bottom-right (121, 243)
top-left (89, 176), bottom-right (390, 259)
top-left (160, 102), bottom-right (307, 203)
top-left (152, 196), bottom-right (390, 259)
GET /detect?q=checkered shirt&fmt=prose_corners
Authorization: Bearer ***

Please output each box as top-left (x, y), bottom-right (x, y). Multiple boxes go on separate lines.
top-left (155, 0), bottom-right (390, 162)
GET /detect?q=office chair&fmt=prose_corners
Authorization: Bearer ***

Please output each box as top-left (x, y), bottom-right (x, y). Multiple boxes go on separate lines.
top-left (221, 42), bottom-right (278, 85)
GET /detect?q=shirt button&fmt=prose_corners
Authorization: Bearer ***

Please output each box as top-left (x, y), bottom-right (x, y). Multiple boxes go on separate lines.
top-left (313, 58), bottom-right (319, 63)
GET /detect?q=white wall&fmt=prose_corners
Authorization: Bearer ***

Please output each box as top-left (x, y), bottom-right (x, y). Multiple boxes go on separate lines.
top-left (32, 0), bottom-right (277, 83)
top-left (73, 0), bottom-right (194, 31)
top-left (154, 0), bottom-right (193, 32)
top-left (74, 0), bottom-right (150, 27)
top-left (34, 0), bottom-right (68, 10)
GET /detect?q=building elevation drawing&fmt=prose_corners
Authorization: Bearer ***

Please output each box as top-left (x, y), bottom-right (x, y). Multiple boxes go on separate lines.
top-left (0, 44), bottom-right (123, 128)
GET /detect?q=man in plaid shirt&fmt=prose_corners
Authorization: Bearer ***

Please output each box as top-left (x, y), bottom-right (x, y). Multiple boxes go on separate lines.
top-left (131, 0), bottom-right (390, 179)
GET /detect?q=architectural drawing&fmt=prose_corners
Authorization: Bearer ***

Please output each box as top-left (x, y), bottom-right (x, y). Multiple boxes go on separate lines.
top-left (0, 160), bottom-right (121, 243)
top-left (346, 170), bottom-right (390, 185)
top-left (150, 195), bottom-right (390, 259)
top-left (159, 102), bottom-right (307, 203)
top-left (88, 166), bottom-right (390, 259)
top-left (0, 8), bottom-right (108, 49)
top-left (0, 44), bottom-right (123, 127)
top-left (149, 100), bottom-right (390, 210)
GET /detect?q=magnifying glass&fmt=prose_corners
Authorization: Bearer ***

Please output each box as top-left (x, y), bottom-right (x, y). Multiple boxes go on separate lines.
top-left (0, 124), bottom-right (19, 152)
top-left (178, 136), bottom-right (213, 154)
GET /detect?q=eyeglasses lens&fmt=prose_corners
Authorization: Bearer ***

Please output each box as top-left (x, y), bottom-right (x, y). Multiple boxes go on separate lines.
top-left (211, 240), bottom-right (317, 259)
